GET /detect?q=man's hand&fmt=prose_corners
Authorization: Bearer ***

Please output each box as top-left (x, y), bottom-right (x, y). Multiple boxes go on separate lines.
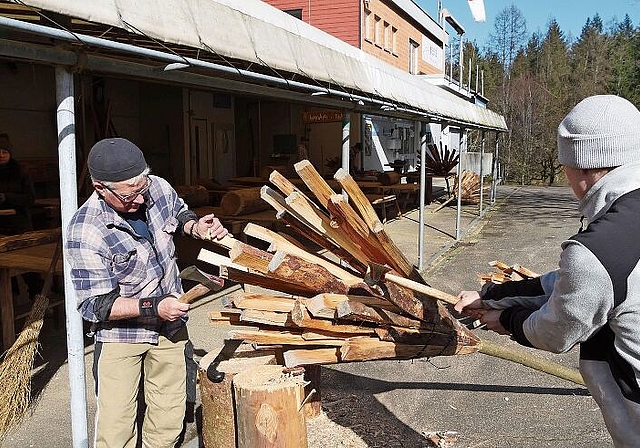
top-left (454, 290), bottom-right (484, 315)
top-left (192, 213), bottom-right (229, 240)
top-left (479, 309), bottom-right (510, 335)
top-left (157, 295), bottom-right (189, 321)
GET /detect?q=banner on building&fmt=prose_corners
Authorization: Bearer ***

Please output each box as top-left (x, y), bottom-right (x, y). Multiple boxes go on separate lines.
top-left (302, 110), bottom-right (344, 124)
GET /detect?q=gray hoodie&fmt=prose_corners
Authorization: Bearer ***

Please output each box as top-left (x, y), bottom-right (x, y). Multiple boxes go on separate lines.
top-left (489, 161), bottom-right (640, 447)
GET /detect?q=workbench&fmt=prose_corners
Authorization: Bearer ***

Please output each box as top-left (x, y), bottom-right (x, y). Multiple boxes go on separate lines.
top-left (0, 242), bottom-right (63, 350)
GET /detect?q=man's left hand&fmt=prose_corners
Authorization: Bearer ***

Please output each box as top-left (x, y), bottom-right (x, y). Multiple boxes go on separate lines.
top-left (479, 309), bottom-right (511, 335)
top-left (193, 213), bottom-right (229, 240)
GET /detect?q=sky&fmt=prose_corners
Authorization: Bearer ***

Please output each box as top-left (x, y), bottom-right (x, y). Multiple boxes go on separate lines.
top-left (416, 0), bottom-right (640, 49)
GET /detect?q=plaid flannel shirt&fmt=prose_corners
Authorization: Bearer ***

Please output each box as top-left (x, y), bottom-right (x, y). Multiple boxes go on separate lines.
top-left (65, 175), bottom-right (189, 343)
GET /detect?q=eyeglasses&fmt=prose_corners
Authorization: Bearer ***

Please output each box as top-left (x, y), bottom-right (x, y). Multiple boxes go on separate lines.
top-left (101, 177), bottom-right (151, 204)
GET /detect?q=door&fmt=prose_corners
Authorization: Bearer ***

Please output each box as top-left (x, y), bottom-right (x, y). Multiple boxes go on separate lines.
top-left (189, 117), bottom-right (212, 181)
top-left (212, 122), bottom-right (235, 184)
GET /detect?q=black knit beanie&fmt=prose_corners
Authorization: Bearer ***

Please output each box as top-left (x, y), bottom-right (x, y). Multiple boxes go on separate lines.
top-left (88, 138), bottom-right (147, 182)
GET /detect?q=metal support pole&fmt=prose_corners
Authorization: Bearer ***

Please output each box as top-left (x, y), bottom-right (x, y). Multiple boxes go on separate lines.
top-left (455, 129), bottom-right (464, 240)
top-left (491, 133), bottom-right (499, 203)
top-left (341, 112), bottom-right (351, 199)
top-left (55, 65), bottom-right (88, 448)
top-left (417, 122), bottom-right (427, 270)
top-left (479, 130), bottom-right (485, 215)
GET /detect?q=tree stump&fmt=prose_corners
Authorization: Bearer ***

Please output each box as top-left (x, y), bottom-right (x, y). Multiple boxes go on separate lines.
top-left (233, 365), bottom-right (309, 448)
top-left (199, 352), bottom-right (277, 448)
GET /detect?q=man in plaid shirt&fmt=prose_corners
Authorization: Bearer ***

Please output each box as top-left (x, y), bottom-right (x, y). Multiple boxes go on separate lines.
top-left (65, 138), bottom-right (227, 447)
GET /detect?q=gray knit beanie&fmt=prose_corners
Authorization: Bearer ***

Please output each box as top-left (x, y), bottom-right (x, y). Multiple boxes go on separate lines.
top-left (88, 138), bottom-right (148, 182)
top-left (557, 95), bottom-right (640, 169)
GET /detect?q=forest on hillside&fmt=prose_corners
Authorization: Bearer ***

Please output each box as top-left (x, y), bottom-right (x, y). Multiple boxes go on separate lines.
top-left (460, 5), bottom-right (640, 185)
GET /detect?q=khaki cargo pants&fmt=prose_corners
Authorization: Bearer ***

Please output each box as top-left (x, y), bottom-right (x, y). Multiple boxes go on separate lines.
top-left (92, 327), bottom-right (188, 448)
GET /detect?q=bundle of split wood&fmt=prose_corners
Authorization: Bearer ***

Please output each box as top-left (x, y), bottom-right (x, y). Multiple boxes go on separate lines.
top-left (478, 260), bottom-right (539, 285)
top-left (199, 159), bottom-right (480, 367)
top-left (453, 170), bottom-right (491, 204)
top-left (423, 143), bottom-right (459, 176)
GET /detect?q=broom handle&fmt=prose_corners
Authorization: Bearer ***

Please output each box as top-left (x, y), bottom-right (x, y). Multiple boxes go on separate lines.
top-left (40, 241), bottom-right (62, 297)
top-left (383, 273), bottom-right (458, 305)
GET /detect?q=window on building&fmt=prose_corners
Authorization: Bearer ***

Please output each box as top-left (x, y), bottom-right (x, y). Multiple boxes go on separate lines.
top-left (374, 15), bottom-right (382, 46)
top-left (392, 27), bottom-right (398, 55)
top-left (364, 9), bottom-right (372, 42)
top-left (284, 8), bottom-right (303, 20)
top-left (409, 39), bottom-right (419, 74)
top-left (383, 21), bottom-right (390, 52)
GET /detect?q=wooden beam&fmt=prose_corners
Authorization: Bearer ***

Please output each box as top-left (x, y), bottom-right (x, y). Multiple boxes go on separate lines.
top-left (336, 300), bottom-right (424, 329)
top-left (232, 292), bottom-right (297, 313)
top-left (198, 248), bottom-right (248, 272)
top-left (277, 210), bottom-right (367, 274)
top-left (282, 348), bottom-right (340, 367)
top-left (340, 337), bottom-right (478, 362)
top-left (229, 240), bottom-right (273, 274)
top-left (228, 329), bottom-right (345, 346)
top-left (334, 168), bottom-right (383, 233)
top-left (290, 301), bottom-right (375, 335)
top-left (304, 293), bottom-right (402, 319)
top-left (243, 222), bottom-right (362, 286)
top-left (294, 159), bottom-right (336, 209)
top-left (334, 168), bottom-right (414, 277)
top-left (239, 309), bottom-right (292, 327)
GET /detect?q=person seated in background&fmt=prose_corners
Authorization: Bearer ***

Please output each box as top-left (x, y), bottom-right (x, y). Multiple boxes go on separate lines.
top-left (349, 142), bottom-right (363, 177)
top-left (0, 132), bottom-right (35, 235)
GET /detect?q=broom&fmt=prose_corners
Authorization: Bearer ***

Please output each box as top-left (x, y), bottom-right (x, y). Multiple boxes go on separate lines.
top-left (0, 241), bottom-right (62, 439)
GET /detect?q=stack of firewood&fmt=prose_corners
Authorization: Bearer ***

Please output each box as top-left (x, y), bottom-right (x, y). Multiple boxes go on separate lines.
top-left (422, 143), bottom-right (459, 176)
top-left (200, 160), bottom-right (480, 367)
top-left (478, 260), bottom-right (539, 284)
top-left (453, 170), bottom-right (491, 204)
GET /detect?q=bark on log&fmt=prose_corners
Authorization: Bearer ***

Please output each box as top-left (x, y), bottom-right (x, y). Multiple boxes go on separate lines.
top-left (233, 365), bottom-right (309, 448)
top-left (0, 228), bottom-right (61, 253)
top-left (267, 250), bottom-right (349, 295)
top-left (377, 171), bottom-right (402, 185)
top-left (220, 187), bottom-right (271, 216)
top-left (199, 353), bottom-right (277, 448)
top-left (219, 266), bottom-right (318, 297)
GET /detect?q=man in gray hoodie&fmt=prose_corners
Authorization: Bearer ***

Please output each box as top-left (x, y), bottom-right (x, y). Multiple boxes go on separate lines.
top-left (455, 95), bottom-right (640, 447)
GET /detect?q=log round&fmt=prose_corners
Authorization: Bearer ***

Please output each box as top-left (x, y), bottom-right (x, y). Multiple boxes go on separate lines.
top-left (233, 365), bottom-right (309, 448)
top-left (220, 187), bottom-right (271, 216)
top-left (199, 352), bottom-right (277, 448)
top-left (377, 171), bottom-right (401, 186)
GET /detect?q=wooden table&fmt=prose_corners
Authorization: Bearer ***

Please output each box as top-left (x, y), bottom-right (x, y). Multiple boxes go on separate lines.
top-left (0, 242), bottom-right (63, 350)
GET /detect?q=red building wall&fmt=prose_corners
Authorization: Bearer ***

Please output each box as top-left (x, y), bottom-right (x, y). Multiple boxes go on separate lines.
top-left (263, 0), bottom-right (361, 48)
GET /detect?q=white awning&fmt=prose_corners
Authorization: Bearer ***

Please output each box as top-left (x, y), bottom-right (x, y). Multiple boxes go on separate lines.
top-left (18, 0), bottom-right (507, 131)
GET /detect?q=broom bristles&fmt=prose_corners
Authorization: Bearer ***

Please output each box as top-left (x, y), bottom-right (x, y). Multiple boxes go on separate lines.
top-left (0, 294), bottom-right (49, 439)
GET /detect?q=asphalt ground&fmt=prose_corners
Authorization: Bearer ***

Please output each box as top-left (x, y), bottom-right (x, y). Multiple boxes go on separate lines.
top-left (2, 184), bottom-right (613, 447)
